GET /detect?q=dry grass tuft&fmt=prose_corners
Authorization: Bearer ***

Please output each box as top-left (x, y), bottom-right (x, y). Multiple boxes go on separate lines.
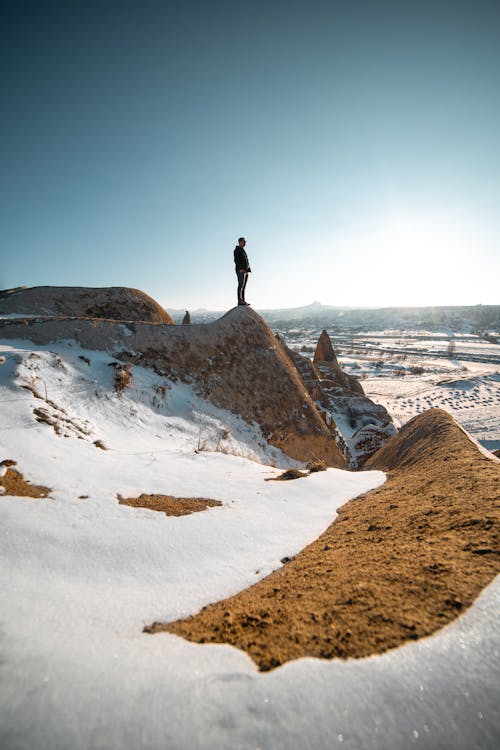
top-left (111, 362), bottom-right (133, 393)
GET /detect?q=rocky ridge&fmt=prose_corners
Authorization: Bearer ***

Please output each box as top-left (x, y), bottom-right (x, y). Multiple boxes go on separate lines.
top-left (0, 289), bottom-right (346, 466)
top-left (0, 286), bottom-right (398, 467)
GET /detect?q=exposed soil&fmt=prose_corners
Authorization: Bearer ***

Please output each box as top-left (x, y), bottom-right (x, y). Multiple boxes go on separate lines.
top-left (267, 469), bottom-right (308, 481)
top-left (118, 493), bottom-right (222, 516)
top-left (0, 462), bottom-right (51, 498)
top-left (145, 410), bottom-right (500, 671)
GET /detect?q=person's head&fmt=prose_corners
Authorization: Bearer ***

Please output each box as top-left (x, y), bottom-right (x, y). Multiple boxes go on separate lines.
top-left (238, 237), bottom-right (246, 247)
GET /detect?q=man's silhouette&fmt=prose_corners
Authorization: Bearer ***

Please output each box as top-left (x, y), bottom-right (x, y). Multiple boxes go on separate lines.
top-left (234, 237), bottom-right (251, 306)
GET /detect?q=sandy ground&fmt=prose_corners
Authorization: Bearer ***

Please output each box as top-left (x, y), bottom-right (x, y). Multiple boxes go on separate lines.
top-left (118, 493), bottom-right (222, 516)
top-left (147, 409), bottom-right (500, 671)
top-left (0, 463), bottom-right (50, 498)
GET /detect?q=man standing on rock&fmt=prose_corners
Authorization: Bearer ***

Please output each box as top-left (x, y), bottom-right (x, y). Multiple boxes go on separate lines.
top-left (234, 237), bottom-right (251, 306)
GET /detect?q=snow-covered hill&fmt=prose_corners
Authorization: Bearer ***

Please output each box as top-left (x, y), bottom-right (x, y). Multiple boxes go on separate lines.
top-left (1, 336), bottom-right (499, 750)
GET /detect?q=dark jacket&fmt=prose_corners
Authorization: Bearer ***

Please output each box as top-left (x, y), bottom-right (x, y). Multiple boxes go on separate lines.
top-left (234, 245), bottom-right (251, 273)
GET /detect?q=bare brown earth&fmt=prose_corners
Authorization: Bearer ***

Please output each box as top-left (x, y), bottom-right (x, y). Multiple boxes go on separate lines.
top-left (145, 410), bottom-right (500, 671)
top-left (0, 461), bottom-right (51, 498)
top-left (119, 493), bottom-right (222, 516)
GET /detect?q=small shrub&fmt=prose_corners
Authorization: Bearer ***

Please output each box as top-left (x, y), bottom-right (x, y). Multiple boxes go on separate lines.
top-left (54, 356), bottom-right (66, 370)
top-left (306, 459), bottom-right (327, 473)
top-left (409, 365), bottom-right (425, 375)
top-left (215, 429), bottom-right (230, 452)
top-left (111, 362), bottom-right (133, 393)
top-left (152, 383), bottom-right (169, 408)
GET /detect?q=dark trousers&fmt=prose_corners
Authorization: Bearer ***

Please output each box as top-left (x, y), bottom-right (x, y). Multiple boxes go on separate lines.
top-left (237, 270), bottom-right (248, 304)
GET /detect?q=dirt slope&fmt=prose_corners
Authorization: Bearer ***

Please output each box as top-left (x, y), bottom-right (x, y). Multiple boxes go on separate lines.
top-left (147, 409), bottom-right (500, 670)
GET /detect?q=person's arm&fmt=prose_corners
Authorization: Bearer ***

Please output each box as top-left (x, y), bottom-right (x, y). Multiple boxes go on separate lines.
top-left (242, 249), bottom-right (251, 272)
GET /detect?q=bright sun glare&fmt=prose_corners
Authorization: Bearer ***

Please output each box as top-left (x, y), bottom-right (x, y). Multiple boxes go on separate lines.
top-left (319, 210), bottom-right (484, 308)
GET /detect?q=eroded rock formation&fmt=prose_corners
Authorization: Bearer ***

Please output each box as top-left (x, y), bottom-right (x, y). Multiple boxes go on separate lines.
top-left (0, 294), bottom-right (346, 467)
top-left (281, 330), bottom-right (396, 467)
top-left (0, 286), bottom-right (174, 324)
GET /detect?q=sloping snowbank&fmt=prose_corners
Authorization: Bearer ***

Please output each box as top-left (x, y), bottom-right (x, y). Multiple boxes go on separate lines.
top-left (0, 339), bottom-right (498, 750)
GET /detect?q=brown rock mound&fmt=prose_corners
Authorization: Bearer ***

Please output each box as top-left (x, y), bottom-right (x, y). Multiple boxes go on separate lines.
top-left (0, 286), bottom-right (174, 324)
top-left (145, 409), bottom-right (500, 671)
top-left (364, 407), bottom-right (483, 471)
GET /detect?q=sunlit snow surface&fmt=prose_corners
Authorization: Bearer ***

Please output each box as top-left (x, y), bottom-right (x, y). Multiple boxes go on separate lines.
top-left (0, 339), bottom-right (499, 750)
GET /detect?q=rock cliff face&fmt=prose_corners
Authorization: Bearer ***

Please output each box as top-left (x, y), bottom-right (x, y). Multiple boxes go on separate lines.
top-left (0, 286), bottom-right (174, 324)
top-left (281, 330), bottom-right (396, 468)
top-left (0, 295), bottom-right (347, 467)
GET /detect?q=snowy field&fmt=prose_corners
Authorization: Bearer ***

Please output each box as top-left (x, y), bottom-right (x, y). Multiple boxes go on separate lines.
top-left (1, 336), bottom-right (499, 750)
top-left (280, 327), bottom-right (500, 454)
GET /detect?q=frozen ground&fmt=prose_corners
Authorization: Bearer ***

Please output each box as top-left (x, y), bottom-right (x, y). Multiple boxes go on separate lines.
top-left (0, 337), bottom-right (499, 750)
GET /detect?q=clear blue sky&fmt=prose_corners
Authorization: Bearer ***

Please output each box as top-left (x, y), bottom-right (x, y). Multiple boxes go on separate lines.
top-left (1, 0), bottom-right (499, 310)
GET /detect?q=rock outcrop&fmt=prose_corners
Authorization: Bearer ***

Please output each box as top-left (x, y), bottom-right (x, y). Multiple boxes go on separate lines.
top-left (281, 330), bottom-right (396, 468)
top-left (313, 329), bottom-right (363, 394)
top-left (0, 286), bottom-right (174, 324)
top-left (0, 295), bottom-right (347, 467)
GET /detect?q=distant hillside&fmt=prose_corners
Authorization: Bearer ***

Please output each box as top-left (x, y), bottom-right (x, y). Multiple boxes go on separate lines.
top-left (259, 303), bottom-right (500, 334)
top-left (166, 302), bottom-right (500, 334)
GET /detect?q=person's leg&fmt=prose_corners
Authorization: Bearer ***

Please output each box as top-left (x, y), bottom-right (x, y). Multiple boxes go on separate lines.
top-left (241, 272), bottom-right (248, 304)
top-left (237, 271), bottom-right (247, 305)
